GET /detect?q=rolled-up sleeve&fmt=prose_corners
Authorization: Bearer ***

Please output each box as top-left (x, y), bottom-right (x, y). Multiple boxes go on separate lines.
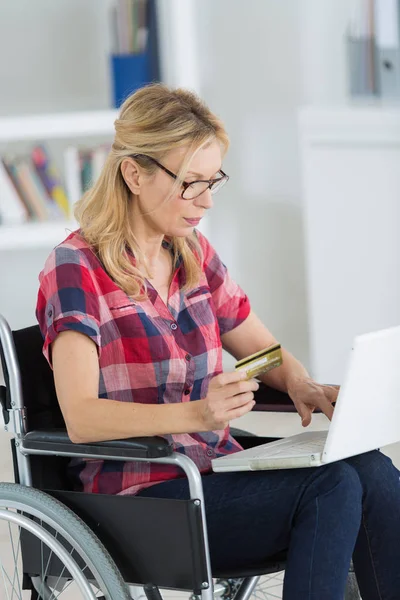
top-left (197, 231), bottom-right (251, 335)
top-left (36, 246), bottom-right (101, 366)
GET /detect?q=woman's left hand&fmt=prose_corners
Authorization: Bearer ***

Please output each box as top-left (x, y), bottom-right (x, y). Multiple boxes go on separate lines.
top-left (286, 376), bottom-right (340, 427)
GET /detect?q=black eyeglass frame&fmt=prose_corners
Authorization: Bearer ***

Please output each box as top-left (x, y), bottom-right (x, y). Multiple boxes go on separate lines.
top-left (130, 153), bottom-right (229, 199)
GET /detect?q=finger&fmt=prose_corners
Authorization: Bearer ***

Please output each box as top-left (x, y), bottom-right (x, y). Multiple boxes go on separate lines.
top-left (305, 382), bottom-right (336, 419)
top-left (226, 391), bottom-right (256, 410)
top-left (227, 400), bottom-right (256, 421)
top-left (224, 379), bottom-right (260, 397)
top-left (316, 394), bottom-right (335, 421)
top-left (322, 385), bottom-right (340, 404)
top-left (215, 370), bottom-right (247, 388)
top-left (296, 401), bottom-right (313, 427)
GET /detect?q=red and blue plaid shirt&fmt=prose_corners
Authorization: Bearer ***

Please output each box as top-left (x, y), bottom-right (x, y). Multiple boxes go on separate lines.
top-left (36, 229), bottom-right (250, 495)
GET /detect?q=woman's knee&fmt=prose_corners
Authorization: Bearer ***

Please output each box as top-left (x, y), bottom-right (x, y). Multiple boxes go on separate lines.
top-left (308, 461), bottom-right (363, 507)
top-left (345, 450), bottom-right (400, 498)
top-left (346, 449), bottom-right (395, 476)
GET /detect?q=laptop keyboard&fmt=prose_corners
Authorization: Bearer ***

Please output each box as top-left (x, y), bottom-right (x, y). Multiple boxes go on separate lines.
top-left (247, 433), bottom-right (327, 459)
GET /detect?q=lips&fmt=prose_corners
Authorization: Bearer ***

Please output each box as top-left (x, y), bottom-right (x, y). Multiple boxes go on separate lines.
top-left (184, 218), bottom-right (201, 226)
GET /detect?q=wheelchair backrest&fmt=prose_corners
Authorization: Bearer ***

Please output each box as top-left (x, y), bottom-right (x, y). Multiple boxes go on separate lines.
top-left (0, 322), bottom-right (65, 431)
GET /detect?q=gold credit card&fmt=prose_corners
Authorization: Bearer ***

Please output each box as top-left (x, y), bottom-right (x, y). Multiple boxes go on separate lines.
top-left (235, 343), bottom-right (283, 380)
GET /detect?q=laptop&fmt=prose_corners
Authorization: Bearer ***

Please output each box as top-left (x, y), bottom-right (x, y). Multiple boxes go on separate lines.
top-left (212, 325), bottom-right (400, 472)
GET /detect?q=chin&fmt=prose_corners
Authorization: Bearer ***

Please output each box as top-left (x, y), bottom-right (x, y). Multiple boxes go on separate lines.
top-left (168, 226), bottom-right (196, 238)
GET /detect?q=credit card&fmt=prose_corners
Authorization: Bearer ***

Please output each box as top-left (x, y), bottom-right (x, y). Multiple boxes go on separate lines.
top-left (235, 343), bottom-right (283, 380)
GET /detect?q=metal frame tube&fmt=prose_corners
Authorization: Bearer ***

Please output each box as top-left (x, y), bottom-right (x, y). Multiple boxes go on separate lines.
top-left (232, 577), bottom-right (259, 600)
top-left (20, 445), bottom-right (214, 600)
top-left (0, 315), bottom-right (25, 415)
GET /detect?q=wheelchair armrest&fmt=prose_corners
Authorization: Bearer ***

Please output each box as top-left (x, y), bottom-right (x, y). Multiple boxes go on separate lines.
top-left (22, 429), bottom-right (173, 459)
top-left (253, 382), bottom-right (298, 412)
top-left (253, 382), bottom-right (338, 413)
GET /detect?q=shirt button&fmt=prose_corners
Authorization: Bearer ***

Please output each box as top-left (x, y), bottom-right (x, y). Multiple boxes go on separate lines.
top-left (184, 389), bottom-right (191, 396)
top-left (185, 354), bottom-right (191, 361)
top-left (170, 323), bottom-right (178, 331)
top-left (206, 449), bottom-right (214, 457)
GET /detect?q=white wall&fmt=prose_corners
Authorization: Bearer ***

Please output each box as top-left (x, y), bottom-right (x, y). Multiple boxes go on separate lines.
top-left (0, 0), bottom-right (113, 116)
top-left (0, 0), bottom-right (359, 364)
top-left (191, 0), bottom-right (309, 367)
top-left (186, 0), bottom-right (361, 369)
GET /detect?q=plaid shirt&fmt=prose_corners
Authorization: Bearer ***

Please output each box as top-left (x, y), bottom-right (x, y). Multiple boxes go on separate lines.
top-left (36, 229), bottom-right (250, 495)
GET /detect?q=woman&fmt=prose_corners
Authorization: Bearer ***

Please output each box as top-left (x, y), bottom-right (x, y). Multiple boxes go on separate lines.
top-left (36, 84), bottom-right (400, 599)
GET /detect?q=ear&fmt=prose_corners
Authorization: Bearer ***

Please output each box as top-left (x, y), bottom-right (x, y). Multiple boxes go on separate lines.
top-left (120, 158), bottom-right (141, 194)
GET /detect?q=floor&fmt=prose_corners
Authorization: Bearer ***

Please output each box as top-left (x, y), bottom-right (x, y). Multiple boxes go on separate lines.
top-left (0, 411), bottom-right (399, 599)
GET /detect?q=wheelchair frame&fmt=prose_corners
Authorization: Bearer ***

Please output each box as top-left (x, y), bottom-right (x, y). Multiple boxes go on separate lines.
top-left (0, 313), bottom-right (268, 600)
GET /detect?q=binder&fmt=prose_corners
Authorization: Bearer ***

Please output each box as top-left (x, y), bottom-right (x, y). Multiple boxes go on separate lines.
top-left (374, 0), bottom-right (400, 97)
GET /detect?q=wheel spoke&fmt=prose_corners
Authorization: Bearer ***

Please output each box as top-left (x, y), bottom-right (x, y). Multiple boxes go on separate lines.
top-left (53, 544), bottom-right (88, 598)
top-left (0, 559), bottom-right (18, 600)
top-left (7, 518), bottom-right (22, 600)
top-left (252, 573), bottom-right (284, 600)
top-left (41, 525), bottom-right (60, 592)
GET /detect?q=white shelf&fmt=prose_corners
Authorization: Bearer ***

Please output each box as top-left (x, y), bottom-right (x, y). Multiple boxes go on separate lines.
top-left (0, 221), bottom-right (78, 251)
top-left (299, 105), bottom-right (400, 145)
top-left (0, 110), bottom-right (118, 142)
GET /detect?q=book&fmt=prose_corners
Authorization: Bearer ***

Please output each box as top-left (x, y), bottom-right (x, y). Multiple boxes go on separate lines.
top-left (63, 145), bottom-right (82, 213)
top-left (92, 145), bottom-right (109, 182)
top-left (31, 145), bottom-right (69, 218)
top-left (29, 158), bottom-right (63, 220)
top-left (79, 149), bottom-right (93, 193)
top-left (11, 158), bottom-right (50, 221)
top-left (0, 158), bottom-right (28, 225)
top-left (137, 0), bottom-right (148, 52)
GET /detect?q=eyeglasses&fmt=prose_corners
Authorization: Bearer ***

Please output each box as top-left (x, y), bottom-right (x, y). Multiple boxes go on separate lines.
top-left (130, 154), bottom-right (229, 200)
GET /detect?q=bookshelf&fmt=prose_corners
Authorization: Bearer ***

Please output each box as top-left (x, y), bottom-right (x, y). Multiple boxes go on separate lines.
top-left (0, 109), bottom-right (117, 251)
top-left (0, 110), bottom-right (118, 143)
top-left (0, 221), bottom-right (78, 251)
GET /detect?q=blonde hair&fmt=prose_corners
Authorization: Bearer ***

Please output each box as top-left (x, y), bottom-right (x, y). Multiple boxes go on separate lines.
top-left (74, 83), bottom-right (230, 299)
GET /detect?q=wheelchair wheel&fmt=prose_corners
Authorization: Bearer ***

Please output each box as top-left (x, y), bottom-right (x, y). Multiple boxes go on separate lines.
top-left (215, 574), bottom-right (284, 600)
top-left (345, 571), bottom-right (361, 600)
top-left (215, 569), bottom-right (360, 600)
top-left (0, 482), bottom-right (130, 599)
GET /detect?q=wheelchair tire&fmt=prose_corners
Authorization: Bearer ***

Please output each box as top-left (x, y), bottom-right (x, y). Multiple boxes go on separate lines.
top-left (0, 482), bottom-right (130, 600)
top-left (344, 571), bottom-right (361, 600)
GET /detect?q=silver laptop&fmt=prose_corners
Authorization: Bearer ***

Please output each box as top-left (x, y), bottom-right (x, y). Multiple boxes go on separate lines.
top-left (212, 325), bottom-right (400, 472)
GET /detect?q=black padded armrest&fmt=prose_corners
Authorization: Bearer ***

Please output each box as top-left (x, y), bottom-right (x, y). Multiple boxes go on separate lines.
top-left (254, 382), bottom-right (338, 413)
top-left (22, 429), bottom-right (173, 459)
top-left (253, 383), bottom-right (298, 412)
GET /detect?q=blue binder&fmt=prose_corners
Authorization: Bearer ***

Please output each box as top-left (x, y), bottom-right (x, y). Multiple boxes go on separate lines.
top-left (111, 53), bottom-right (150, 108)
top-left (110, 0), bottom-right (160, 108)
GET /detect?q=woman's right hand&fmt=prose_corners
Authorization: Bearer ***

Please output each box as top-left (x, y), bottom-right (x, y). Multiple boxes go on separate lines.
top-left (198, 371), bottom-right (259, 431)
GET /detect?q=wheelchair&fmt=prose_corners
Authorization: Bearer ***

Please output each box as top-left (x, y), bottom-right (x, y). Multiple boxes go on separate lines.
top-left (0, 313), bottom-right (360, 600)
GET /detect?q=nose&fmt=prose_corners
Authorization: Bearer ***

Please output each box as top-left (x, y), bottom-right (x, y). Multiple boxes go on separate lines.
top-left (194, 187), bottom-right (213, 210)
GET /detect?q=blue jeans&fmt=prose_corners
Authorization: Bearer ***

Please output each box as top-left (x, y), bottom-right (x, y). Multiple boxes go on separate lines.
top-left (138, 450), bottom-right (400, 600)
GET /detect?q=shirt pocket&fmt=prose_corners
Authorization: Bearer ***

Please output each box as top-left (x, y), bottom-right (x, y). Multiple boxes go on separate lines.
top-left (109, 294), bottom-right (140, 323)
top-left (186, 285), bottom-right (212, 303)
top-left (109, 295), bottom-right (170, 363)
top-left (184, 285), bottom-right (219, 336)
